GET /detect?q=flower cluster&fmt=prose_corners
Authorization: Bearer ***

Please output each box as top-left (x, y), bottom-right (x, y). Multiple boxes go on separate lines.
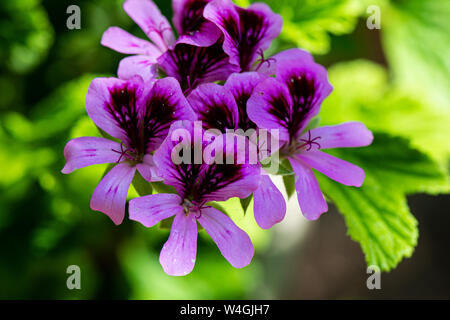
top-left (62, 0), bottom-right (373, 276)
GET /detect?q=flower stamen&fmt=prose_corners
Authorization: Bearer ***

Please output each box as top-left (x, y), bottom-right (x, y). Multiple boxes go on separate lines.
top-left (255, 49), bottom-right (276, 71)
top-left (297, 130), bottom-right (321, 151)
top-left (111, 143), bottom-right (137, 163)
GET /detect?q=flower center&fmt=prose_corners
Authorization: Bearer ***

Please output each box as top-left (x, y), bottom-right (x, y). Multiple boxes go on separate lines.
top-left (111, 143), bottom-right (144, 164)
top-left (280, 130), bottom-right (322, 157)
top-left (182, 198), bottom-right (209, 219)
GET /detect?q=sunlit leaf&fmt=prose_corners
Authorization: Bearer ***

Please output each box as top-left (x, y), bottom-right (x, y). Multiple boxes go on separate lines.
top-left (318, 133), bottom-right (448, 271)
top-left (321, 60), bottom-right (450, 163)
top-left (238, 0), bottom-right (364, 54)
top-left (382, 0), bottom-right (450, 108)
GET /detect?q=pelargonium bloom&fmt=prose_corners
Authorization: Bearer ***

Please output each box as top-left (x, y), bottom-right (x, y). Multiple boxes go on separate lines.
top-left (62, 76), bottom-right (196, 225)
top-left (129, 120), bottom-right (260, 275)
top-left (187, 72), bottom-right (286, 229)
top-left (204, 0), bottom-right (283, 72)
top-left (101, 0), bottom-right (223, 81)
top-left (247, 49), bottom-right (373, 220)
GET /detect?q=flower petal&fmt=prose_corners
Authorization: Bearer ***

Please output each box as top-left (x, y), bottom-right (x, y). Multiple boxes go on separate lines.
top-left (101, 26), bottom-right (161, 56)
top-left (253, 174), bottom-right (286, 229)
top-left (199, 133), bottom-right (261, 202)
top-left (187, 82), bottom-right (239, 132)
top-left (204, 0), bottom-right (282, 71)
top-left (247, 77), bottom-right (293, 143)
top-left (197, 206), bottom-right (254, 268)
top-left (129, 193), bottom-right (183, 227)
top-left (157, 40), bottom-right (238, 94)
top-left (123, 0), bottom-right (175, 51)
top-left (90, 162), bottom-right (136, 225)
top-left (118, 55), bottom-right (158, 82)
top-left (289, 157), bottom-right (328, 220)
top-left (62, 137), bottom-right (122, 174)
top-left (299, 150), bottom-right (365, 187)
top-left (176, 21), bottom-right (222, 47)
top-left (224, 72), bottom-right (265, 130)
top-left (275, 49), bottom-right (333, 134)
top-left (172, 0), bottom-right (221, 47)
top-left (140, 77), bottom-right (197, 152)
top-left (85, 76), bottom-right (144, 143)
top-left (159, 212), bottom-right (197, 276)
top-left (153, 120), bottom-right (203, 197)
top-left (307, 122), bottom-right (374, 149)
top-left (136, 154), bottom-right (163, 182)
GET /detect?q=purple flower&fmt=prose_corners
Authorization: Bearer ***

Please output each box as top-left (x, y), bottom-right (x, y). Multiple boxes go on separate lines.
top-left (204, 0), bottom-right (283, 72)
top-left (187, 72), bottom-right (287, 229)
top-left (101, 0), bottom-right (223, 82)
top-left (62, 76), bottom-right (196, 225)
top-left (129, 120), bottom-right (260, 275)
top-left (247, 49), bottom-right (373, 220)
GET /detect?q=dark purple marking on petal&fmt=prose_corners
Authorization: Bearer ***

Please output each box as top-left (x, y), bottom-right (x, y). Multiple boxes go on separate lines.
top-left (106, 84), bottom-right (141, 151)
top-left (207, 2), bottom-right (278, 72)
top-left (235, 8), bottom-right (270, 71)
top-left (157, 40), bottom-right (237, 93)
top-left (285, 72), bottom-right (320, 139)
top-left (198, 103), bottom-right (237, 132)
top-left (234, 91), bottom-right (254, 130)
top-left (180, 0), bottom-right (210, 35)
top-left (141, 92), bottom-right (177, 151)
top-left (224, 72), bottom-right (264, 131)
top-left (267, 94), bottom-right (292, 133)
top-left (192, 162), bottom-right (244, 203)
top-left (188, 84), bottom-right (239, 132)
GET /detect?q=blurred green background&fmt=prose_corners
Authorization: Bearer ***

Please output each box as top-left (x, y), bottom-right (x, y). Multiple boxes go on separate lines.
top-left (0, 0), bottom-right (449, 299)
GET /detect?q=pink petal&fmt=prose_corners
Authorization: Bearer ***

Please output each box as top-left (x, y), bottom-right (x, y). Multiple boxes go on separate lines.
top-left (197, 207), bottom-right (254, 268)
top-left (200, 133), bottom-right (261, 203)
top-left (85, 76), bottom-right (144, 142)
top-left (204, 0), bottom-right (282, 71)
top-left (307, 122), bottom-right (374, 149)
top-left (175, 21), bottom-right (221, 47)
top-left (253, 174), bottom-right (286, 229)
top-left (62, 137), bottom-right (121, 174)
top-left (187, 82), bottom-right (240, 131)
top-left (117, 55), bottom-right (158, 82)
top-left (299, 150), bottom-right (365, 187)
top-left (123, 0), bottom-right (175, 51)
top-left (289, 157), bottom-right (328, 220)
top-left (101, 26), bottom-right (161, 56)
top-left (90, 163), bottom-right (136, 225)
top-left (136, 154), bottom-right (163, 182)
top-left (159, 212), bottom-right (197, 276)
top-left (129, 193), bottom-right (183, 227)
top-left (247, 77), bottom-right (293, 143)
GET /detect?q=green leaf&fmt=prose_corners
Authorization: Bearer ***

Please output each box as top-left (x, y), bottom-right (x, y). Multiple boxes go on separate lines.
top-left (239, 195), bottom-right (253, 214)
top-left (328, 134), bottom-right (449, 195)
top-left (151, 181), bottom-right (177, 194)
top-left (132, 171), bottom-right (153, 197)
top-left (261, 154), bottom-right (294, 176)
top-left (318, 133), bottom-right (448, 271)
top-left (318, 176), bottom-right (418, 271)
top-left (282, 175), bottom-right (295, 199)
top-left (320, 60), bottom-right (450, 163)
top-left (279, 159), bottom-right (295, 198)
top-left (382, 0), bottom-right (450, 108)
top-left (238, 0), bottom-right (364, 54)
